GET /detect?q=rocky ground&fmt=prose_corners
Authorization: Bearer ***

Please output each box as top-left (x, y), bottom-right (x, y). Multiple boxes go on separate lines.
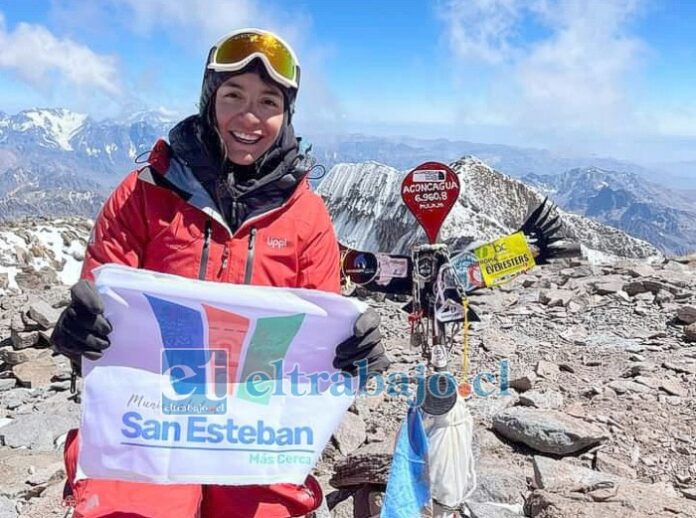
top-left (1, 254), bottom-right (696, 517)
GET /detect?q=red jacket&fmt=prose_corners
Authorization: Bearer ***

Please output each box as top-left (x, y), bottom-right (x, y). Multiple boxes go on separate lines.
top-left (81, 139), bottom-right (340, 293)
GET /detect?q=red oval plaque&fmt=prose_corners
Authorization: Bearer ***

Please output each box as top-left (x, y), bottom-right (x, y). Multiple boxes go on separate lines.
top-left (401, 162), bottom-right (460, 244)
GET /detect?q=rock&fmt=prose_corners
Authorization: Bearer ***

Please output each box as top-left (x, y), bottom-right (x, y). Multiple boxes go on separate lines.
top-left (627, 264), bottom-right (655, 278)
top-left (0, 347), bottom-right (47, 366)
top-left (655, 289), bottom-right (674, 304)
top-left (26, 461), bottom-right (64, 487)
top-left (0, 379), bottom-right (16, 392)
top-left (558, 326), bottom-right (587, 345)
top-left (583, 334), bottom-right (641, 348)
top-left (594, 451), bottom-right (637, 479)
top-left (352, 486), bottom-right (383, 517)
top-left (330, 439), bottom-right (395, 488)
top-left (12, 479), bottom-right (64, 518)
top-left (525, 489), bottom-right (653, 518)
top-left (662, 361), bottom-right (696, 375)
top-left (508, 372), bottom-right (536, 392)
top-left (50, 380), bottom-right (71, 392)
top-left (469, 459), bottom-right (529, 506)
top-left (0, 497), bottom-right (17, 518)
top-left (0, 449), bottom-right (63, 499)
top-left (607, 380), bottom-right (653, 395)
top-left (621, 363), bottom-right (656, 377)
top-left (682, 487), bottom-right (696, 501)
top-left (9, 314), bottom-right (25, 333)
top-left (9, 329), bottom-right (40, 350)
top-left (535, 360), bottom-right (559, 381)
top-left (468, 392), bottom-right (518, 421)
top-left (633, 375), bottom-right (661, 389)
top-left (644, 279), bottom-right (677, 294)
top-left (481, 329), bottom-right (517, 357)
top-left (685, 323), bottom-right (696, 342)
top-left (659, 379), bottom-right (688, 397)
top-left (492, 408), bottom-right (607, 455)
top-left (634, 292), bottom-right (655, 303)
top-left (0, 405), bottom-right (79, 451)
top-left (333, 411), bottom-right (367, 456)
top-left (472, 427), bottom-right (514, 461)
top-left (0, 388), bottom-right (33, 410)
top-left (467, 501), bottom-right (522, 517)
top-left (539, 289), bottom-right (574, 307)
top-left (593, 279), bottom-right (625, 295)
top-left (12, 353), bottom-right (59, 388)
top-left (20, 312), bottom-right (42, 332)
top-left (623, 281), bottom-right (648, 296)
top-left (14, 267), bottom-right (58, 291)
top-left (532, 456), bottom-right (696, 516)
top-left (328, 494), bottom-right (353, 518)
top-left (28, 300), bottom-right (62, 330)
top-left (518, 390), bottom-right (564, 410)
top-left (677, 305), bottom-right (696, 325)
top-left (564, 402), bottom-right (586, 419)
top-left (625, 343), bottom-right (645, 353)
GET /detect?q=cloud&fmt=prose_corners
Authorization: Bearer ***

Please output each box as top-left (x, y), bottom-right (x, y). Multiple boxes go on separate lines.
top-left (437, 0), bottom-right (524, 64)
top-left (0, 12), bottom-right (121, 96)
top-left (439, 0), bottom-right (648, 137)
top-left (114, 0), bottom-right (259, 46)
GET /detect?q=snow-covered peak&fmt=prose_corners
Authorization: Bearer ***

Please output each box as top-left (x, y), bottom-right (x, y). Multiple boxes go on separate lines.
top-left (120, 107), bottom-right (181, 126)
top-left (11, 108), bottom-right (88, 150)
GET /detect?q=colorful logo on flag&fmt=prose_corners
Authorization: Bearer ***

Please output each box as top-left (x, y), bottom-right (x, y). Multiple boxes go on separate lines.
top-left (145, 295), bottom-right (305, 415)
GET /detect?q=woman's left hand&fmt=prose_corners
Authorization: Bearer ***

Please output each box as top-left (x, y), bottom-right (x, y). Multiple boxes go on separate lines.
top-left (333, 308), bottom-right (391, 376)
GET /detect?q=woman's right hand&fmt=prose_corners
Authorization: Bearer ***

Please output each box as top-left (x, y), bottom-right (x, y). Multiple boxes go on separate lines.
top-left (51, 280), bottom-right (113, 361)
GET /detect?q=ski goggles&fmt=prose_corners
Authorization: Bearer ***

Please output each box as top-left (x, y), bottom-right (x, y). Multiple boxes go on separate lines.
top-left (207, 28), bottom-right (300, 90)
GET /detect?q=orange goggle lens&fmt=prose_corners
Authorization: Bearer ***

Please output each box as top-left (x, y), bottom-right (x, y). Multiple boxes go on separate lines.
top-left (210, 32), bottom-right (297, 86)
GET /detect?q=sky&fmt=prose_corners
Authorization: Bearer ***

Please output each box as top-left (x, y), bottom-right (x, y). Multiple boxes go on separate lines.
top-left (1, 0), bottom-right (696, 167)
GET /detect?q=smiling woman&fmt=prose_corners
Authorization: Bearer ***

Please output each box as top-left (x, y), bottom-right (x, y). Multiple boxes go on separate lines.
top-left (50, 26), bottom-right (390, 518)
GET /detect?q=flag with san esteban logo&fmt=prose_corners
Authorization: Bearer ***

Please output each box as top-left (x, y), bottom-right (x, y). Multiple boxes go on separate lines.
top-left (77, 264), bottom-right (362, 486)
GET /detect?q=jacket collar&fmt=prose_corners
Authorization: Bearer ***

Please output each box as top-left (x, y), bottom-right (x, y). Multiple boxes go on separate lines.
top-left (142, 135), bottom-right (310, 236)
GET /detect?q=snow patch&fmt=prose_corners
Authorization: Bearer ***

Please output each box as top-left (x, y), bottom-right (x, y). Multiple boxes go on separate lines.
top-left (0, 219), bottom-right (89, 290)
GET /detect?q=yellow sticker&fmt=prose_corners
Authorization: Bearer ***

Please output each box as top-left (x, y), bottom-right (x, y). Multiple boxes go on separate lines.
top-left (474, 231), bottom-right (536, 287)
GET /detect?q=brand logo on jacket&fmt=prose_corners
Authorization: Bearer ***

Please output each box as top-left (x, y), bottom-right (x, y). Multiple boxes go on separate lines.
top-left (267, 236), bottom-right (288, 249)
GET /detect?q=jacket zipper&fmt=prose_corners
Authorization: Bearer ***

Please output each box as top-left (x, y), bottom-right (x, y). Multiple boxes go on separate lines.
top-left (219, 245), bottom-right (230, 280)
top-left (198, 220), bottom-right (212, 280)
top-left (244, 228), bottom-right (257, 284)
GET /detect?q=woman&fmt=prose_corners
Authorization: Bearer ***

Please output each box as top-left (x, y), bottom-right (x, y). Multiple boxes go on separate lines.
top-left (52, 28), bottom-right (389, 518)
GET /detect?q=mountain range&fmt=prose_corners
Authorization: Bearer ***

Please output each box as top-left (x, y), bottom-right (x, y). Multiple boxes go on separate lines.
top-left (317, 157), bottom-right (661, 260)
top-left (0, 108), bottom-right (694, 255)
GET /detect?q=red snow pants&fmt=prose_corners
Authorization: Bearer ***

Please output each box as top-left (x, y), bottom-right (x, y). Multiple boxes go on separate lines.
top-left (63, 429), bottom-right (323, 518)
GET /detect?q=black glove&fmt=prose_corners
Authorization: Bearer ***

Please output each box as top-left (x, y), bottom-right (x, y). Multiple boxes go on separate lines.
top-left (51, 280), bottom-right (112, 362)
top-left (333, 308), bottom-right (391, 376)
top-left (518, 197), bottom-right (564, 264)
